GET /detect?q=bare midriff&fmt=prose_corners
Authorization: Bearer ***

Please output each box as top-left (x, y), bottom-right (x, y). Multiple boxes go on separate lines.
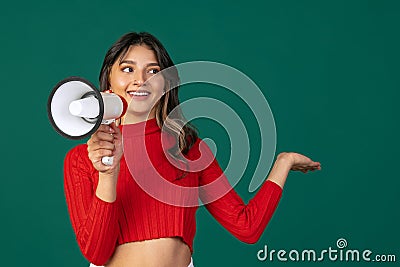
top-left (105, 237), bottom-right (192, 267)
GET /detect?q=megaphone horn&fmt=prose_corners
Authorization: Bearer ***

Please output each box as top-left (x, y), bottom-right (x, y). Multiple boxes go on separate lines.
top-left (47, 76), bottom-right (127, 165)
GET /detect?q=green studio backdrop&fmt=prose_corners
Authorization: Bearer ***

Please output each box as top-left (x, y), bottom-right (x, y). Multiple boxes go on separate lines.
top-left (0, 0), bottom-right (399, 266)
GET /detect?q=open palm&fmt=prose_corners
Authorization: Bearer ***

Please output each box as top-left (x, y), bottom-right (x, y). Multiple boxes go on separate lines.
top-left (280, 152), bottom-right (321, 173)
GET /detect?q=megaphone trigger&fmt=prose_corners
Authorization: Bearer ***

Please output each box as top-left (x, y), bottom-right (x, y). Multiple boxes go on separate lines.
top-left (102, 156), bottom-right (114, 166)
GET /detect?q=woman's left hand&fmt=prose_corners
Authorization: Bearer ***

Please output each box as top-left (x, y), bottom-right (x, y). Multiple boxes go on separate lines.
top-left (278, 152), bottom-right (321, 173)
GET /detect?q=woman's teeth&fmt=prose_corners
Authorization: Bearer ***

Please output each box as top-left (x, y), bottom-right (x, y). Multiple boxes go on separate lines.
top-left (129, 91), bottom-right (150, 96)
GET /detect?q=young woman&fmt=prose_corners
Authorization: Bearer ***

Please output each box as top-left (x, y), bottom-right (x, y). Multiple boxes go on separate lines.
top-left (63, 32), bottom-right (321, 267)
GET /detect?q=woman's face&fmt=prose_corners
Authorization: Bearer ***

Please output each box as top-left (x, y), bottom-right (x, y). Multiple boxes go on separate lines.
top-left (109, 45), bottom-right (165, 123)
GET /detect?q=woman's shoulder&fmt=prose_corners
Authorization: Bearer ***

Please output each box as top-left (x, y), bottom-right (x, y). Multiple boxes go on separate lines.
top-left (66, 143), bottom-right (88, 156)
top-left (185, 136), bottom-right (201, 157)
top-left (186, 137), bottom-right (215, 161)
top-left (64, 143), bottom-right (90, 164)
top-left (63, 143), bottom-right (99, 180)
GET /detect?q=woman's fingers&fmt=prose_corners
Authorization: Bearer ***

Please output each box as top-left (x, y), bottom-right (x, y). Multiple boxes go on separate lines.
top-left (291, 164), bottom-right (321, 173)
top-left (87, 138), bottom-right (115, 154)
top-left (286, 152), bottom-right (321, 173)
top-left (89, 146), bottom-right (114, 159)
top-left (110, 122), bottom-right (121, 137)
top-left (86, 123), bottom-right (121, 171)
top-left (88, 125), bottom-right (115, 142)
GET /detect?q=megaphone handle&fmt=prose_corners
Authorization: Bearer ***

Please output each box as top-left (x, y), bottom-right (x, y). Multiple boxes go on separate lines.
top-left (101, 119), bottom-right (115, 166)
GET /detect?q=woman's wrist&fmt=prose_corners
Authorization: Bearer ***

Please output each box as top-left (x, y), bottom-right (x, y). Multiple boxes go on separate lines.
top-left (276, 152), bottom-right (294, 166)
top-left (266, 154), bottom-right (292, 189)
top-left (96, 169), bottom-right (119, 203)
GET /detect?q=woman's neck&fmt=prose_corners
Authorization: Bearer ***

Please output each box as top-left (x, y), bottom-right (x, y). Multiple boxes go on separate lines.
top-left (122, 112), bottom-right (156, 125)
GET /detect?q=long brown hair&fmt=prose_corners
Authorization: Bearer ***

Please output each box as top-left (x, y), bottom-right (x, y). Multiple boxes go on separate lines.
top-left (99, 32), bottom-right (197, 156)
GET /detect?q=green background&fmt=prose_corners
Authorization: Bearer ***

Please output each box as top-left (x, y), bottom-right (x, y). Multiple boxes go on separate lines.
top-left (1, 0), bottom-right (399, 266)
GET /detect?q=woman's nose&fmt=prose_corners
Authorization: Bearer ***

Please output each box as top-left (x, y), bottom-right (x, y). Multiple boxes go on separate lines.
top-left (133, 70), bottom-right (145, 86)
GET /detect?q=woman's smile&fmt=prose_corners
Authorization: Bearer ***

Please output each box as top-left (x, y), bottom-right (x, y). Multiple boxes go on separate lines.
top-left (127, 88), bottom-right (152, 99)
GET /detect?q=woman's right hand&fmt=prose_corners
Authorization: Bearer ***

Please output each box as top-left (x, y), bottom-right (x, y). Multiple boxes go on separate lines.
top-left (87, 122), bottom-right (123, 175)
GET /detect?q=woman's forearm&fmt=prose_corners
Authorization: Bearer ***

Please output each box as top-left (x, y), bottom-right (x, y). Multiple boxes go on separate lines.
top-left (96, 170), bottom-right (119, 203)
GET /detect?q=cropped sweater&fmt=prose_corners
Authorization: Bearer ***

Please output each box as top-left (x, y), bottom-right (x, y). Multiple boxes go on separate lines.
top-left (64, 118), bottom-right (283, 266)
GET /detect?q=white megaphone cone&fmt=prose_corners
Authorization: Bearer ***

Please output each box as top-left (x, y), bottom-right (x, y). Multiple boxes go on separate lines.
top-left (47, 76), bottom-right (127, 165)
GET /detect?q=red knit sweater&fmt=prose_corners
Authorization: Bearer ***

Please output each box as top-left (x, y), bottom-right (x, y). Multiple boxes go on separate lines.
top-left (64, 119), bottom-right (283, 266)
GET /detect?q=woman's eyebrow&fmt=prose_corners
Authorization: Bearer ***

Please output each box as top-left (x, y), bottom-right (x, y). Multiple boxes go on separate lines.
top-left (119, 60), bottom-right (135, 65)
top-left (146, 62), bottom-right (160, 67)
top-left (119, 60), bottom-right (159, 67)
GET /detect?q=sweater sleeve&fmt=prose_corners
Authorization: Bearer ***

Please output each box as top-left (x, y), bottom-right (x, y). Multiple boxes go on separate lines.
top-left (64, 145), bottom-right (119, 266)
top-left (199, 154), bottom-right (282, 244)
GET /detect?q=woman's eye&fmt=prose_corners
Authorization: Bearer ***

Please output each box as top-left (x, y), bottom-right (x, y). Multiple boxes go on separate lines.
top-left (149, 69), bottom-right (159, 74)
top-left (122, 67), bottom-right (133, 73)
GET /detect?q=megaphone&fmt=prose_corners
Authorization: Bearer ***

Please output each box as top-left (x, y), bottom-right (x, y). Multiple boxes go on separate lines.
top-left (47, 76), bottom-right (127, 165)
